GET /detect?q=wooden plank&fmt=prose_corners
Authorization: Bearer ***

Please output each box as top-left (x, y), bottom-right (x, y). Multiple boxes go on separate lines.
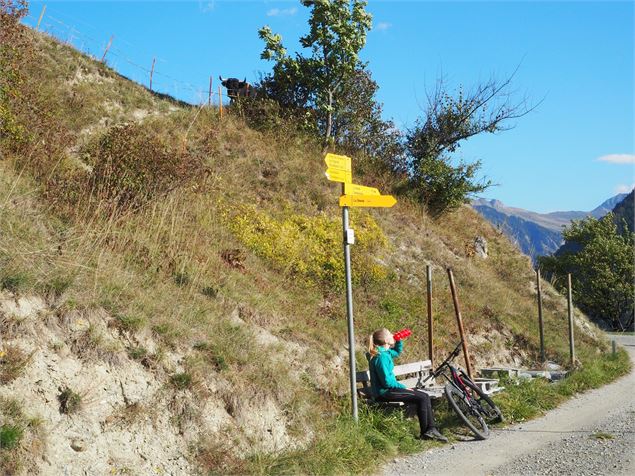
top-left (399, 377), bottom-right (436, 389)
top-left (393, 360), bottom-right (432, 376)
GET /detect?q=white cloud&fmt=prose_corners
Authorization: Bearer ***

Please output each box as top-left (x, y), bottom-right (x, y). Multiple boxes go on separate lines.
top-left (374, 22), bottom-right (392, 32)
top-left (198, 1), bottom-right (215, 14)
top-left (597, 154), bottom-right (635, 164)
top-left (615, 183), bottom-right (635, 194)
top-left (267, 7), bottom-right (297, 17)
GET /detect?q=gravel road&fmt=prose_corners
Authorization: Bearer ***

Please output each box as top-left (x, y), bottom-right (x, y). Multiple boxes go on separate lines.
top-left (382, 335), bottom-right (635, 476)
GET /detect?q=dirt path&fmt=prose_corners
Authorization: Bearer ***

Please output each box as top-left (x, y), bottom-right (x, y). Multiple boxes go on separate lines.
top-left (383, 335), bottom-right (635, 475)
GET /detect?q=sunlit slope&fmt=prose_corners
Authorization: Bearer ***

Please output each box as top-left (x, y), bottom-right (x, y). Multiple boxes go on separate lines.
top-left (0, 25), bottom-right (610, 472)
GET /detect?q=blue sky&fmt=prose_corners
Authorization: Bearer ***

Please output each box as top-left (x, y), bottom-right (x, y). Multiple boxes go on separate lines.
top-left (22, 1), bottom-right (634, 213)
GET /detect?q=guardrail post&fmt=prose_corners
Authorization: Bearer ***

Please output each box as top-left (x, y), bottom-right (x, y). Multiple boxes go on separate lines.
top-left (567, 273), bottom-right (575, 366)
top-left (536, 268), bottom-right (546, 362)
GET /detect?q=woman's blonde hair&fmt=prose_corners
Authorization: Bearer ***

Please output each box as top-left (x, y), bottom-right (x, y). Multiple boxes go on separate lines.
top-left (368, 328), bottom-right (392, 357)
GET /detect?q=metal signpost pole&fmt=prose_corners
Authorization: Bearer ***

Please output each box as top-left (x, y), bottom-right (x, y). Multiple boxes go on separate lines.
top-left (342, 187), bottom-right (358, 422)
top-left (324, 153), bottom-right (395, 423)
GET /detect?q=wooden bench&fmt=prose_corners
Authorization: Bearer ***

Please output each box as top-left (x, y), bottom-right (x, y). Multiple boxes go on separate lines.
top-left (356, 359), bottom-right (445, 407)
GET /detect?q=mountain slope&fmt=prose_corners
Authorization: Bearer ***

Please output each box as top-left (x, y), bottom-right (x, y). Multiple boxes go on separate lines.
top-left (0, 18), bottom-right (614, 475)
top-left (472, 194), bottom-right (628, 262)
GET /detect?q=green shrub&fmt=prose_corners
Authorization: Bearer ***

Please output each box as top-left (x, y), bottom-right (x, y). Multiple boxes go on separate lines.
top-left (224, 204), bottom-right (389, 290)
top-left (83, 123), bottom-right (202, 211)
top-left (58, 387), bottom-right (81, 414)
top-left (200, 286), bottom-right (218, 299)
top-left (170, 372), bottom-right (192, 390)
top-left (41, 272), bottom-right (75, 298)
top-left (127, 346), bottom-right (148, 361)
top-left (114, 314), bottom-right (145, 333)
top-left (193, 342), bottom-right (229, 371)
top-left (0, 271), bottom-right (30, 293)
top-left (0, 424), bottom-right (23, 450)
top-left (173, 271), bottom-right (190, 287)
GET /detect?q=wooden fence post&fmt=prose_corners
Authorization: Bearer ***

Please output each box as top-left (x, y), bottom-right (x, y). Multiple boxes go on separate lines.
top-left (101, 35), bottom-right (114, 63)
top-left (536, 268), bottom-right (546, 362)
top-left (567, 273), bottom-right (575, 366)
top-left (426, 265), bottom-right (434, 367)
top-left (149, 57), bottom-right (156, 91)
top-left (36, 4), bottom-right (46, 31)
top-left (218, 86), bottom-right (223, 118)
top-left (447, 268), bottom-right (473, 379)
top-left (208, 76), bottom-right (213, 106)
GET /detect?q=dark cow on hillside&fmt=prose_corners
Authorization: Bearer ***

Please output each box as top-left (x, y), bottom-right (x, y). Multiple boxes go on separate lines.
top-left (219, 76), bottom-right (253, 102)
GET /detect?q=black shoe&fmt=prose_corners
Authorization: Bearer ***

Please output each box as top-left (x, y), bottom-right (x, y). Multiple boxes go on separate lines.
top-left (421, 428), bottom-right (448, 443)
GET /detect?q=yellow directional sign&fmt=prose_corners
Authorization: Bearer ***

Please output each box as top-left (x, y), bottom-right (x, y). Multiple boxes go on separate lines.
top-left (324, 153), bottom-right (352, 172)
top-left (325, 168), bottom-right (352, 183)
top-left (339, 194), bottom-right (397, 208)
top-left (345, 182), bottom-right (380, 196)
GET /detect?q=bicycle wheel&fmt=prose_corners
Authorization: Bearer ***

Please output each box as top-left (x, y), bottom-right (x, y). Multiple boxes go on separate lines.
top-left (444, 383), bottom-right (489, 440)
top-left (459, 372), bottom-right (504, 423)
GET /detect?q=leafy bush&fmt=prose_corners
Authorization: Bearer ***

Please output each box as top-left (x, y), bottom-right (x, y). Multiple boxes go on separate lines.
top-left (539, 213), bottom-right (635, 331)
top-left (0, 0), bottom-right (30, 151)
top-left (400, 152), bottom-right (491, 217)
top-left (84, 123), bottom-right (202, 211)
top-left (224, 204), bottom-right (390, 290)
top-left (0, 424), bottom-right (22, 450)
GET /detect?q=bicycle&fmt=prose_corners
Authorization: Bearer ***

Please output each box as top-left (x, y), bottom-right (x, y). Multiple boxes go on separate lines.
top-left (417, 342), bottom-right (503, 440)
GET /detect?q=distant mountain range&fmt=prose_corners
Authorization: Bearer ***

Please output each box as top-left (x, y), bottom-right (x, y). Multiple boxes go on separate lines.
top-left (471, 193), bottom-right (629, 263)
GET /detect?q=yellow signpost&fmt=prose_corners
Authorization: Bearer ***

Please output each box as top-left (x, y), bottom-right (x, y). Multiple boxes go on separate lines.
top-left (344, 183), bottom-right (380, 196)
top-left (339, 194), bottom-right (397, 208)
top-left (323, 152), bottom-right (397, 423)
top-left (324, 153), bottom-right (352, 172)
top-left (325, 168), bottom-right (352, 183)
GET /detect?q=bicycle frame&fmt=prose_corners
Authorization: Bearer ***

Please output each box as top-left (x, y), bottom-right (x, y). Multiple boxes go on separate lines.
top-left (418, 343), bottom-right (479, 407)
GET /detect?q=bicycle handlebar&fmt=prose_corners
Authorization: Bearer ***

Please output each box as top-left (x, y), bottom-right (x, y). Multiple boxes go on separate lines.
top-left (434, 342), bottom-right (462, 373)
top-left (419, 342), bottom-right (464, 386)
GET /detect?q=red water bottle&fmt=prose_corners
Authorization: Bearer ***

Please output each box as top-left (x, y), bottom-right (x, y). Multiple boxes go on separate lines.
top-left (393, 328), bottom-right (411, 341)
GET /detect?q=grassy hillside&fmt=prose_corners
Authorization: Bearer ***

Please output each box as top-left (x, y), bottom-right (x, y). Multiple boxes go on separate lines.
top-left (1, 15), bottom-right (628, 475)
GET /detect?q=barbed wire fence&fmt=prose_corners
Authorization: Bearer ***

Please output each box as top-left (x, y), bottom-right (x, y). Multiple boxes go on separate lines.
top-left (22, 4), bottom-right (227, 108)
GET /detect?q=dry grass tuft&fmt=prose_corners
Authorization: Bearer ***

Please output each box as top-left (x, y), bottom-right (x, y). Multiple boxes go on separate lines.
top-left (0, 345), bottom-right (33, 384)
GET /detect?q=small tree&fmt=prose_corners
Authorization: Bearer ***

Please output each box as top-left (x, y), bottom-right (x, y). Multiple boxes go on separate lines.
top-left (259, 0), bottom-right (372, 147)
top-left (402, 73), bottom-right (535, 216)
top-left (539, 213), bottom-right (635, 331)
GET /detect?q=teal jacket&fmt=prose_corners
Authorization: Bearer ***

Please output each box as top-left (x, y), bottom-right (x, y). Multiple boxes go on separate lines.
top-left (369, 340), bottom-right (406, 397)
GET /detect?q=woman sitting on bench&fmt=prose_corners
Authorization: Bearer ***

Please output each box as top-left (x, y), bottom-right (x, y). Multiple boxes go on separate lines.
top-left (368, 327), bottom-right (448, 442)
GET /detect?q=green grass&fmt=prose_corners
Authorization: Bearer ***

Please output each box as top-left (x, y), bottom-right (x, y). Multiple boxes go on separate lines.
top-left (589, 431), bottom-right (614, 440)
top-left (170, 372), bottom-right (193, 390)
top-left (0, 397), bottom-right (44, 474)
top-left (494, 349), bottom-right (631, 423)
top-left (0, 425), bottom-right (23, 450)
top-left (241, 405), bottom-right (425, 475)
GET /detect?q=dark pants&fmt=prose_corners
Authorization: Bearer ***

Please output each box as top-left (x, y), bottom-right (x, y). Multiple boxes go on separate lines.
top-left (377, 388), bottom-right (436, 435)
